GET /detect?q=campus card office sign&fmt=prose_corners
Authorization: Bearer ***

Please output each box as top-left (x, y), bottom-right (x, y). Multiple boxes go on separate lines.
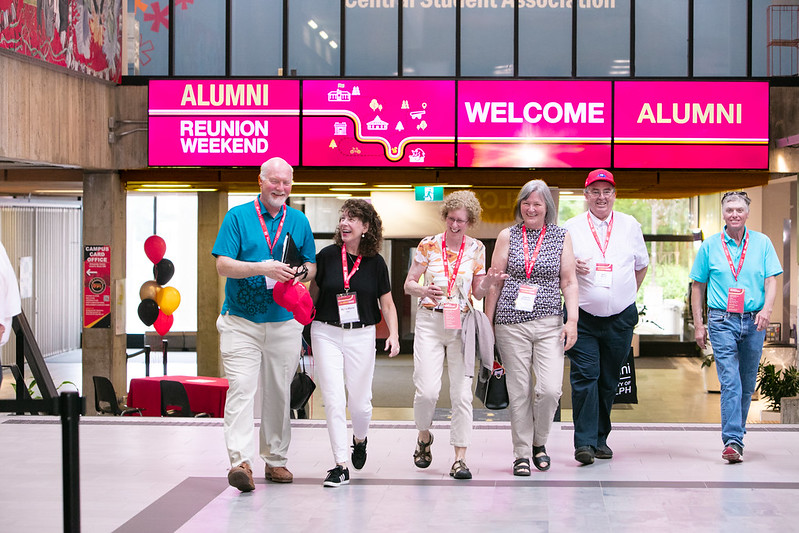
top-left (83, 245), bottom-right (111, 329)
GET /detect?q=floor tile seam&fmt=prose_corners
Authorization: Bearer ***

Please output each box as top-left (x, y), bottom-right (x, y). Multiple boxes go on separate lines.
top-left (192, 476), bottom-right (799, 490)
top-left (5, 418), bottom-right (799, 433)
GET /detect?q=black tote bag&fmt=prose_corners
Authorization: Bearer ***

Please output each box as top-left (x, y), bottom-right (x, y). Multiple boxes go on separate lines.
top-left (475, 348), bottom-right (509, 410)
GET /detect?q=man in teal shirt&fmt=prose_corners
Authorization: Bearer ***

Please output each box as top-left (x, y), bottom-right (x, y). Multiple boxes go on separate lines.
top-left (690, 191), bottom-right (782, 464)
top-left (213, 157), bottom-right (316, 491)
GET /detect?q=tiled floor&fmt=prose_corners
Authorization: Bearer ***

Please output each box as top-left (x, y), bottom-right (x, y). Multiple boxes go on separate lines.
top-left (2, 352), bottom-right (798, 532)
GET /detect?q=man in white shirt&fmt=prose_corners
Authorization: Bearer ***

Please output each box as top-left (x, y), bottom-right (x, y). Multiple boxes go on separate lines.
top-left (563, 169), bottom-right (649, 465)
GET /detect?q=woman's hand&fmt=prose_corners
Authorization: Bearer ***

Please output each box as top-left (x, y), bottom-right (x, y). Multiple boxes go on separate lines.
top-left (424, 282), bottom-right (445, 304)
top-left (384, 335), bottom-right (400, 357)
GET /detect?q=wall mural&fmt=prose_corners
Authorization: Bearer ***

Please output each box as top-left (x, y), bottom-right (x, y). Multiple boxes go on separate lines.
top-left (0, 0), bottom-right (123, 82)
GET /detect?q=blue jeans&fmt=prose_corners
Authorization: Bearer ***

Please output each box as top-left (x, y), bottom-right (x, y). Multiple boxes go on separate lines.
top-left (707, 309), bottom-right (766, 448)
top-left (566, 303), bottom-right (638, 450)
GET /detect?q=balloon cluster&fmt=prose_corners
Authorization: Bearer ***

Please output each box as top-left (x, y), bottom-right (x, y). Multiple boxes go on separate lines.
top-left (137, 235), bottom-right (180, 336)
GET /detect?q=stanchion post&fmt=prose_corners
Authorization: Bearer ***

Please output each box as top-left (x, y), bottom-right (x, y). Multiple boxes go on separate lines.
top-left (60, 391), bottom-right (82, 533)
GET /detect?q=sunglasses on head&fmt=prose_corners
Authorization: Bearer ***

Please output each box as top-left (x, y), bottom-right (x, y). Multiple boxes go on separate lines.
top-left (722, 191), bottom-right (749, 200)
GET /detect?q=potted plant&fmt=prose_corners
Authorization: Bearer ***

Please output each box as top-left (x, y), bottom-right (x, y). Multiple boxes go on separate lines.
top-left (756, 363), bottom-right (799, 422)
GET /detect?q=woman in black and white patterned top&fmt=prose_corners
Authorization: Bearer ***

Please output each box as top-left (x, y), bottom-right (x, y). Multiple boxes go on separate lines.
top-left (484, 179), bottom-right (579, 476)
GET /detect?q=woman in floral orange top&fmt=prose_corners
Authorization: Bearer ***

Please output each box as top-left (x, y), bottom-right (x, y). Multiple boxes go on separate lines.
top-left (403, 190), bottom-right (495, 480)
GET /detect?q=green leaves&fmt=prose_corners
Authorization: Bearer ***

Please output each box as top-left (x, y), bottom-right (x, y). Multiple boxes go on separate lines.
top-left (757, 364), bottom-right (799, 411)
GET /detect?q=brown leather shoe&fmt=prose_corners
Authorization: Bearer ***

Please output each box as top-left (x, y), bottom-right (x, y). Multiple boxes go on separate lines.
top-left (227, 462), bottom-right (255, 492)
top-left (264, 464), bottom-right (293, 483)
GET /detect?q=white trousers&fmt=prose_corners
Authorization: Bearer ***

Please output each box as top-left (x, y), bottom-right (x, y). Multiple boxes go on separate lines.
top-left (413, 308), bottom-right (473, 448)
top-left (311, 322), bottom-right (377, 465)
top-left (495, 315), bottom-right (564, 459)
top-left (217, 313), bottom-right (303, 468)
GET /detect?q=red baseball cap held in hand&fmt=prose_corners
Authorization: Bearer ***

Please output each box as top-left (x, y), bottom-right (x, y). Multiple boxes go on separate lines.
top-left (273, 280), bottom-right (316, 325)
top-left (585, 169), bottom-right (615, 188)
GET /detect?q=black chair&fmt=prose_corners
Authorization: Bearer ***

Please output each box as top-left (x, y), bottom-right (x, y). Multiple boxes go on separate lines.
top-left (159, 380), bottom-right (210, 418)
top-left (92, 376), bottom-right (143, 416)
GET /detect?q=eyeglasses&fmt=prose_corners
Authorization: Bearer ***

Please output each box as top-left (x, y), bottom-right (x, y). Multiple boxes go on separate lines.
top-left (446, 216), bottom-right (469, 225)
top-left (587, 188), bottom-right (615, 198)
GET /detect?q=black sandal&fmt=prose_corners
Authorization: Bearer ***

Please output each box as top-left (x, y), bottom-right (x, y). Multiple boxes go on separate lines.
top-left (513, 458), bottom-right (531, 476)
top-left (413, 434), bottom-right (434, 469)
top-left (450, 459), bottom-right (472, 480)
top-left (533, 445), bottom-right (551, 471)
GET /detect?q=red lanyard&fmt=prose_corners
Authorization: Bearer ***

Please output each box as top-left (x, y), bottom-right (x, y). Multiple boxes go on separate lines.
top-left (522, 225), bottom-right (547, 279)
top-left (442, 232), bottom-right (466, 298)
top-left (341, 245), bottom-right (362, 291)
top-left (587, 211), bottom-right (613, 260)
top-left (721, 230), bottom-right (749, 282)
top-left (254, 199), bottom-right (286, 256)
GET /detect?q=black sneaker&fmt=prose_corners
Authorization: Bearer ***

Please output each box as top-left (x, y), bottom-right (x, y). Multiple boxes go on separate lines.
top-left (351, 436), bottom-right (367, 470)
top-left (323, 465), bottom-right (350, 487)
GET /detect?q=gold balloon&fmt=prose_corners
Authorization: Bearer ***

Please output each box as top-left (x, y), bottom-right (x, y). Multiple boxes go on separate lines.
top-left (156, 286), bottom-right (181, 315)
top-left (139, 280), bottom-right (160, 301)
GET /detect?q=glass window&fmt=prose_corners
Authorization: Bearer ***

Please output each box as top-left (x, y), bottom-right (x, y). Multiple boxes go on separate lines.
top-left (460, 3), bottom-right (514, 76)
top-left (174, 0), bottom-right (226, 76)
top-left (754, 0), bottom-right (799, 77)
top-left (127, 194), bottom-right (198, 334)
top-left (693, 0), bottom-right (747, 76)
top-left (232, 0), bottom-right (283, 76)
top-left (288, 0), bottom-right (341, 76)
top-left (127, 0), bottom-right (168, 75)
top-left (519, 4), bottom-right (572, 77)
top-left (402, 3), bottom-right (455, 76)
top-left (345, 4), bottom-right (398, 75)
top-left (577, 0), bottom-right (631, 76)
top-left (635, 0), bottom-right (688, 76)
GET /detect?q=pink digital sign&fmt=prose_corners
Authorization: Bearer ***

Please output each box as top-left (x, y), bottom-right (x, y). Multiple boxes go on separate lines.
top-left (148, 80), bottom-right (300, 166)
top-left (613, 81), bottom-right (769, 169)
top-left (457, 81), bottom-right (612, 168)
top-left (302, 80), bottom-right (455, 167)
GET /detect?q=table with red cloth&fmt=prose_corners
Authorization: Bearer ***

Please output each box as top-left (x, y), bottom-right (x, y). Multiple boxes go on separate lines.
top-left (127, 375), bottom-right (229, 417)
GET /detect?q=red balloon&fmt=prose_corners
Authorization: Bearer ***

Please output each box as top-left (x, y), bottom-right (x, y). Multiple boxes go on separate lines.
top-left (144, 235), bottom-right (167, 264)
top-left (153, 310), bottom-right (174, 337)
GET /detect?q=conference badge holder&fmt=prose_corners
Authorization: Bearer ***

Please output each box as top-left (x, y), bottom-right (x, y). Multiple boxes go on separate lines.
top-left (595, 263), bottom-right (613, 287)
top-left (727, 287), bottom-right (745, 314)
top-left (514, 284), bottom-right (538, 312)
top-left (442, 300), bottom-right (462, 329)
top-left (336, 292), bottom-right (360, 323)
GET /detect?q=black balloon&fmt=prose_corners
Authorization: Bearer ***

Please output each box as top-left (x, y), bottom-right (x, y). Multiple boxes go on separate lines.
top-left (137, 299), bottom-right (159, 326)
top-left (153, 258), bottom-right (175, 285)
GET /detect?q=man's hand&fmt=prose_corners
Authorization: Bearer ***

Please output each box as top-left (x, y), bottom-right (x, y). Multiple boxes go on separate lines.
top-left (263, 260), bottom-right (297, 283)
top-left (694, 322), bottom-right (707, 350)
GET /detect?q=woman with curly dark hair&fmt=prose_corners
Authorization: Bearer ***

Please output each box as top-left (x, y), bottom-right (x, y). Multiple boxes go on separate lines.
top-left (310, 199), bottom-right (400, 487)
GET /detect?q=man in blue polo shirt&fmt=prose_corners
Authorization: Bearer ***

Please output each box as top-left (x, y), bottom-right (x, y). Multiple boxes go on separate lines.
top-left (690, 190), bottom-right (782, 464)
top-left (213, 157), bottom-right (316, 491)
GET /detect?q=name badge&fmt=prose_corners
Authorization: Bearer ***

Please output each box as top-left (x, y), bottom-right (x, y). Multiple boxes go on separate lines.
top-left (336, 292), bottom-right (360, 323)
top-left (514, 284), bottom-right (539, 312)
top-left (442, 301), bottom-right (462, 330)
top-left (595, 263), bottom-right (613, 287)
top-left (727, 288), bottom-right (745, 314)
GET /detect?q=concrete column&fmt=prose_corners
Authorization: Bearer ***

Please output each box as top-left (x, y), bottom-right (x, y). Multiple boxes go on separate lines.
top-left (82, 172), bottom-right (127, 414)
top-left (197, 191), bottom-right (227, 377)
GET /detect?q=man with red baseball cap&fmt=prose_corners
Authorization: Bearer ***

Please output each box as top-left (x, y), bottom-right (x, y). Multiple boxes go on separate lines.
top-left (563, 169), bottom-right (649, 465)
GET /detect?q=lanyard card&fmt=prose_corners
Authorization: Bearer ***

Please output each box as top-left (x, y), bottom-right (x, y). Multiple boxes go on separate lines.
top-left (514, 284), bottom-right (539, 312)
top-left (595, 263), bottom-right (613, 288)
top-left (336, 292), bottom-right (360, 323)
top-left (442, 301), bottom-right (462, 330)
top-left (727, 287), bottom-right (745, 314)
